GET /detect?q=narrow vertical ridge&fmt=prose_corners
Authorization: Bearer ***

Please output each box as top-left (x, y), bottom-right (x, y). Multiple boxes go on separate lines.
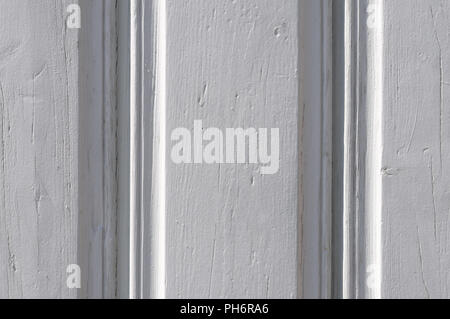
top-left (342, 0), bottom-right (358, 299)
top-left (150, 0), bottom-right (167, 299)
top-left (339, 0), bottom-right (383, 299)
top-left (117, 0), bottom-right (131, 299)
top-left (320, 0), bottom-right (333, 298)
top-left (129, 0), bottom-right (143, 299)
top-left (130, 0), bottom-right (165, 300)
top-left (365, 0), bottom-right (383, 299)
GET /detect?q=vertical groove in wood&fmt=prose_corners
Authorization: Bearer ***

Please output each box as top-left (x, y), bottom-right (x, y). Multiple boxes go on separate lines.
top-left (299, 0), bottom-right (333, 299)
top-left (117, 0), bottom-right (131, 299)
top-left (102, 0), bottom-right (119, 299)
top-left (320, 2), bottom-right (333, 298)
top-left (78, 0), bottom-right (118, 298)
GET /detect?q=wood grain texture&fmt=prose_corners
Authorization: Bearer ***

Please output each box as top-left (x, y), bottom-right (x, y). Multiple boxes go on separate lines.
top-left (0, 0), bottom-right (118, 298)
top-left (381, 0), bottom-right (450, 298)
top-left (6, 0), bottom-right (450, 300)
top-left (161, 0), bottom-right (299, 298)
top-left (338, 0), bottom-right (450, 299)
top-left (0, 0), bottom-right (79, 298)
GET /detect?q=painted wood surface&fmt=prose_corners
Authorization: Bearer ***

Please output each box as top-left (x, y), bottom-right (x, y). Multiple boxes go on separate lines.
top-left (0, 0), bottom-right (79, 298)
top-left (380, 0), bottom-right (450, 298)
top-left (0, 0), bottom-right (117, 298)
top-left (3, 0), bottom-right (450, 300)
top-left (158, 0), bottom-right (300, 298)
top-left (335, 0), bottom-right (450, 299)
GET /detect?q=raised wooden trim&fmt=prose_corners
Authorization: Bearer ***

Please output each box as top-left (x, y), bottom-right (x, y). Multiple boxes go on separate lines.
top-left (129, 0), bottom-right (143, 299)
top-left (332, 0), bottom-right (383, 299)
top-left (129, 0), bottom-right (165, 299)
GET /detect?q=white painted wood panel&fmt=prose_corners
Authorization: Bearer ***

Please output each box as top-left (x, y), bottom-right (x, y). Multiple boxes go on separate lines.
top-left (336, 0), bottom-right (450, 299)
top-left (4, 0), bottom-right (450, 300)
top-left (0, 0), bottom-right (79, 298)
top-left (380, 0), bottom-right (450, 298)
top-left (0, 0), bottom-right (117, 298)
top-left (143, 0), bottom-right (301, 298)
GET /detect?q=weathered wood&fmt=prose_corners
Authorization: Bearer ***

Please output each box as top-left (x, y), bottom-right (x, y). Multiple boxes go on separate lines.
top-left (152, 0), bottom-right (300, 298)
top-left (0, 0), bottom-right (117, 298)
top-left (380, 0), bottom-right (450, 298)
top-left (0, 0), bottom-right (79, 298)
top-left (336, 0), bottom-right (450, 299)
top-left (4, 0), bottom-right (450, 300)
